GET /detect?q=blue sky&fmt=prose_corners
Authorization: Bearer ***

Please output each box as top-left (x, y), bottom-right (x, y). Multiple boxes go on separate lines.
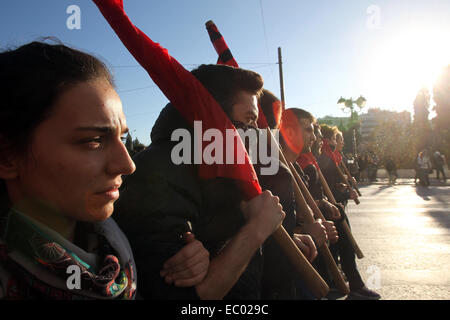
top-left (1, 0), bottom-right (449, 145)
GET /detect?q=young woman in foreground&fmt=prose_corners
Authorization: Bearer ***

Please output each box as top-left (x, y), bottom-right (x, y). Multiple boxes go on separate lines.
top-left (0, 41), bottom-right (209, 299)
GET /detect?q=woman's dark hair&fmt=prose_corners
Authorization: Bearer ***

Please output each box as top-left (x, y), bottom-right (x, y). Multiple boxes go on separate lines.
top-left (191, 64), bottom-right (264, 119)
top-left (259, 89), bottom-right (282, 129)
top-left (0, 41), bottom-right (114, 156)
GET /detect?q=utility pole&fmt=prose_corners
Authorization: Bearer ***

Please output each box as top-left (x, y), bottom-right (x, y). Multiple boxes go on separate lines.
top-left (277, 47), bottom-right (285, 106)
top-left (353, 129), bottom-right (357, 157)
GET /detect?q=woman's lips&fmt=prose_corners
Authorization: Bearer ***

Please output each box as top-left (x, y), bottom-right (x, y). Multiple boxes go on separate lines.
top-left (96, 186), bottom-right (120, 200)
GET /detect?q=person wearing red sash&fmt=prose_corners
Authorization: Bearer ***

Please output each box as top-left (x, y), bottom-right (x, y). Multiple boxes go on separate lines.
top-left (298, 125), bottom-right (341, 221)
top-left (334, 130), bottom-right (358, 188)
top-left (92, 0), bottom-right (285, 300)
top-left (318, 125), bottom-right (357, 204)
top-left (317, 124), bottom-right (380, 299)
top-left (253, 96), bottom-right (318, 299)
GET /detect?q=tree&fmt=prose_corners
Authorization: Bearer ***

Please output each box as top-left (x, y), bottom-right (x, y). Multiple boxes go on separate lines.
top-left (336, 96), bottom-right (366, 156)
top-left (337, 95), bottom-right (367, 124)
top-left (432, 65), bottom-right (450, 166)
top-left (125, 132), bottom-right (133, 153)
top-left (368, 119), bottom-right (416, 169)
top-left (132, 137), bottom-right (146, 153)
top-left (413, 87), bottom-right (431, 125)
top-left (412, 87), bottom-right (432, 151)
top-left (433, 65), bottom-right (450, 130)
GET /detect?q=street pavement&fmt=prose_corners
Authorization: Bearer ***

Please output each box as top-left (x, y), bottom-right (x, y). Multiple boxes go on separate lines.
top-left (344, 178), bottom-right (450, 300)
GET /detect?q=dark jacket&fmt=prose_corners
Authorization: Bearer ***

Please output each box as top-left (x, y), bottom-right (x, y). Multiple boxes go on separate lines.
top-left (317, 153), bottom-right (350, 205)
top-left (114, 103), bottom-right (261, 299)
top-left (256, 159), bottom-right (297, 299)
top-left (302, 164), bottom-right (325, 201)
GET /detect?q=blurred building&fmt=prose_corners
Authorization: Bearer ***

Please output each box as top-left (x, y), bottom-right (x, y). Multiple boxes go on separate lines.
top-left (359, 108), bottom-right (411, 139)
top-left (317, 115), bottom-right (352, 129)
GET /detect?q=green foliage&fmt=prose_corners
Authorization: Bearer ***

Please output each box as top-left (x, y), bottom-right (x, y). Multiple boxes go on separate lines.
top-left (337, 95), bottom-right (366, 128)
top-left (124, 132), bottom-right (147, 157)
top-left (431, 65), bottom-right (450, 167)
top-left (367, 120), bottom-right (417, 168)
top-left (125, 132), bottom-right (133, 152)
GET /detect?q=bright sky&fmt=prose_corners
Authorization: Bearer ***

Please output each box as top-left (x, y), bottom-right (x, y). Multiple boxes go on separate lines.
top-left (1, 0), bottom-right (449, 145)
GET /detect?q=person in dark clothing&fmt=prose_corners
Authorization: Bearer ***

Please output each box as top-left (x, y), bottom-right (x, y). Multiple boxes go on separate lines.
top-left (433, 151), bottom-right (446, 182)
top-left (317, 124), bottom-right (380, 300)
top-left (384, 156), bottom-right (398, 185)
top-left (296, 124), bottom-right (342, 289)
top-left (257, 98), bottom-right (318, 300)
top-left (358, 154), bottom-right (368, 182)
top-left (113, 65), bottom-right (285, 300)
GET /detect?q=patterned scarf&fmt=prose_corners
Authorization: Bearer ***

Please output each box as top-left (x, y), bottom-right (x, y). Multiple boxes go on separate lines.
top-left (0, 209), bottom-right (136, 300)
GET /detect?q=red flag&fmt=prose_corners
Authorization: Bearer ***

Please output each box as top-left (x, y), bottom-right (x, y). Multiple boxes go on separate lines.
top-left (333, 150), bottom-right (343, 164)
top-left (297, 152), bottom-right (320, 170)
top-left (205, 20), bottom-right (269, 129)
top-left (322, 139), bottom-right (339, 166)
top-left (205, 20), bottom-right (239, 68)
top-left (93, 0), bottom-right (261, 200)
top-left (279, 108), bottom-right (304, 156)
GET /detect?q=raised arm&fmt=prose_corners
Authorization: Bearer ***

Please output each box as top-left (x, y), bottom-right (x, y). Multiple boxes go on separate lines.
top-left (93, 0), bottom-right (223, 127)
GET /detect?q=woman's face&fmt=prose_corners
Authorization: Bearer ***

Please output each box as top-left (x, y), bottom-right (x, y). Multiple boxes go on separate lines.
top-left (336, 133), bottom-right (344, 151)
top-left (10, 79), bottom-right (135, 222)
top-left (329, 133), bottom-right (337, 147)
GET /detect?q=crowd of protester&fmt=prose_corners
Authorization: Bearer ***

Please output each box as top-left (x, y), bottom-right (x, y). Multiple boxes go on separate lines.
top-left (0, 0), bottom-right (384, 300)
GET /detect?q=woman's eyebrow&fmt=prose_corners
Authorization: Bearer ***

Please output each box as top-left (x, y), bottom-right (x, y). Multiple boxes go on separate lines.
top-left (75, 126), bottom-right (113, 133)
top-left (74, 126), bottom-right (130, 134)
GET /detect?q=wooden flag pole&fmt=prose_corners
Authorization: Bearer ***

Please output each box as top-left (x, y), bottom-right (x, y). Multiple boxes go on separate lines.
top-left (335, 164), bottom-right (360, 205)
top-left (268, 130), bottom-right (349, 295)
top-left (339, 160), bottom-right (362, 197)
top-left (317, 168), bottom-right (364, 259)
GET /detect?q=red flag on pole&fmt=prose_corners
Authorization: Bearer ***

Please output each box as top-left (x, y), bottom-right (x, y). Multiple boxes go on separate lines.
top-left (205, 20), bottom-right (269, 129)
top-left (205, 20), bottom-right (239, 68)
top-left (333, 150), bottom-right (343, 164)
top-left (93, 0), bottom-right (262, 200)
top-left (297, 152), bottom-right (320, 171)
top-left (322, 139), bottom-right (339, 166)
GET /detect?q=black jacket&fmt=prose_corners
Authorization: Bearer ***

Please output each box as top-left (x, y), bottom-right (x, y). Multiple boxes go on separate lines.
top-left (114, 103), bottom-right (261, 299)
top-left (257, 160), bottom-right (297, 299)
top-left (317, 153), bottom-right (350, 205)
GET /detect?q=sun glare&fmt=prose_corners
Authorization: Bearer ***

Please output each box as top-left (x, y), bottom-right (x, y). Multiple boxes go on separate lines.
top-left (361, 25), bottom-right (450, 114)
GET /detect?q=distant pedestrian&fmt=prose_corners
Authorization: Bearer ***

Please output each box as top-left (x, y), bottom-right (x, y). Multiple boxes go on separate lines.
top-left (417, 150), bottom-right (432, 186)
top-left (433, 151), bottom-right (447, 182)
top-left (384, 156), bottom-right (398, 185)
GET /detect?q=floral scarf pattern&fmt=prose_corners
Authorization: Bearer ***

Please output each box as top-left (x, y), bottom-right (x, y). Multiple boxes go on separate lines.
top-left (0, 209), bottom-right (136, 300)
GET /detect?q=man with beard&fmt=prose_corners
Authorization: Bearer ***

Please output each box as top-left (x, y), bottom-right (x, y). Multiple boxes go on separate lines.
top-left (317, 124), bottom-right (380, 300)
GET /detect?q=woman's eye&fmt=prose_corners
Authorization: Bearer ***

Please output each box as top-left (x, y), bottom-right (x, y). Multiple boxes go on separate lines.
top-left (82, 137), bottom-right (102, 149)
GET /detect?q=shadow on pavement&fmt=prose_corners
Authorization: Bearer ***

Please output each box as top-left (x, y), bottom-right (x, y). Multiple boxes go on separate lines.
top-left (415, 185), bottom-right (449, 203)
top-left (427, 210), bottom-right (450, 230)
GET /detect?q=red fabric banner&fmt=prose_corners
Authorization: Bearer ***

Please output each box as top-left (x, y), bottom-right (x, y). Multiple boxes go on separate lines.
top-left (322, 139), bottom-right (339, 166)
top-left (297, 152), bottom-right (320, 170)
top-left (93, 0), bottom-right (262, 199)
top-left (205, 20), bottom-right (269, 129)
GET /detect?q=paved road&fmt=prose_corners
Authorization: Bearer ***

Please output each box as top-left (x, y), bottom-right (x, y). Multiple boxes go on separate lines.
top-left (345, 179), bottom-right (450, 300)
